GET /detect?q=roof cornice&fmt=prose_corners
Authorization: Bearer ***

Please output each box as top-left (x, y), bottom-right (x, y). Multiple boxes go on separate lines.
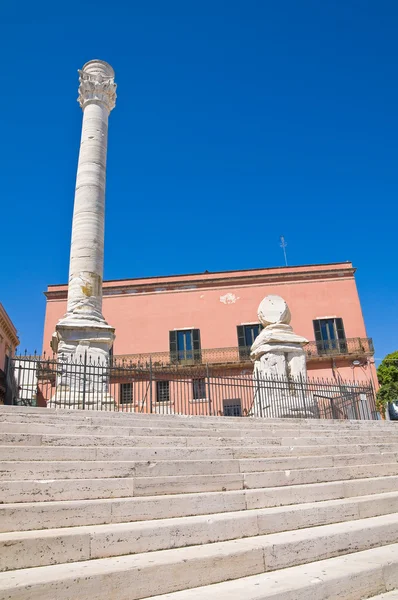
top-left (0, 304), bottom-right (19, 346)
top-left (45, 263), bottom-right (356, 301)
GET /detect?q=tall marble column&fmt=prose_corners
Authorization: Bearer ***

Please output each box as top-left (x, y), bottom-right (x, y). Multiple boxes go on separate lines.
top-left (51, 60), bottom-right (116, 370)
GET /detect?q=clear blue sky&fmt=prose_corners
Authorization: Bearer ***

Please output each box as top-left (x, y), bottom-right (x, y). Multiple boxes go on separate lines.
top-left (1, 1), bottom-right (397, 361)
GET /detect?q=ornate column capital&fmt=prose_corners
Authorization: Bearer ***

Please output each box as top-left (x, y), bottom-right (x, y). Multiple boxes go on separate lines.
top-left (77, 60), bottom-right (117, 112)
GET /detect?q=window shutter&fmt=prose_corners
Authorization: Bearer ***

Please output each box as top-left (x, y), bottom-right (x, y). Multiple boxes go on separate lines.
top-left (335, 318), bottom-right (347, 353)
top-left (335, 318), bottom-right (346, 340)
top-left (169, 331), bottom-right (178, 364)
top-left (313, 320), bottom-right (323, 354)
top-left (237, 325), bottom-right (248, 360)
top-left (237, 325), bottom-right (245, 348)
top-left (192, 329), bottom-right (202, 363)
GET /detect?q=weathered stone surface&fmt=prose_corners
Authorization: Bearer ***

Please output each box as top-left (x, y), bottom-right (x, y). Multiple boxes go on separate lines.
top-left (1, 516), bottom-right (398, 599)
top-left (250, 295), bottom-right (311, 418)
top-left (1, 406), bottom-right (398, 600)
top-left (50, 60), bottom-right (117, 408)
top-left (3, 492), bottom-right (398, 571)
top-left (142, 545), bottom-right (398, 600)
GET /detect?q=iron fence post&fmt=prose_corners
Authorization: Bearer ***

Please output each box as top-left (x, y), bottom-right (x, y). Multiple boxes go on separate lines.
top-left (82, 351), bottom-right (87, 410)
top-left (299, 373), bottom-right (308, 418)
top-left (206, 363), bottom-right (212, 416)
top-left (255, 370), bottom-right (263, 418)
top-left (15, 359), bottom-right (21, 407)
top-left (352, 391), bottom-right (359, 420)
top-left (368, 377), bottom-right (378, 420)
top-left (4, 354), bottom-right (12, 405)
top-left (149, 357), bottom-right (153, 414)
top-left (330, 398), bottom-right (336, 420)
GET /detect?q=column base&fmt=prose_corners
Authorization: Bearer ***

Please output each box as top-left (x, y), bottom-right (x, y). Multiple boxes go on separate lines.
top-left (48, 388), bottom-right (115, 411)
top-left (251, 393), bottom-right (318, 419)
top-left (50, 320), bottom-right (115, 408)
top-left (51, 319), bottom-right (115, 365)
top-left (251, 346), bottom-right (316, 418)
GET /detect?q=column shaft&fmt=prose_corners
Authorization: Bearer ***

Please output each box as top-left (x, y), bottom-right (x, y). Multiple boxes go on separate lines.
top-left (51, 59), bottom-right (117, 365)
top-left (67, 102), bottom-right (109, 320)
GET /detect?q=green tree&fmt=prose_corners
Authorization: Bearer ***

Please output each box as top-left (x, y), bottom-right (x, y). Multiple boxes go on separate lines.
top-left (376, 351), bottom-right (398, 413)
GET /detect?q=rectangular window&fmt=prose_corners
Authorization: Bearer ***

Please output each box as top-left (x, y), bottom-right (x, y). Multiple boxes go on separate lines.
top-left (156, 380), bottom-right (170, 402)
top-left (237, 324), bottom-right (262, 360)
top-left (120, 383), bottom-right (133, 405)
top-left (192, 378), bottom-right (206, 400)
top-left (223, 399), bottom-right (242, 417)
top-left (313, 318), bottom-right (347, 355)
top-left (178, 330), bottom-right (193, 361)
top-left (169, 329), bottom-right (201, 363)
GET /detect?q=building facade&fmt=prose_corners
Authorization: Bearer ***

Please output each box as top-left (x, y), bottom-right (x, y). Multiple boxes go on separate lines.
top-left (0, 303), bottom-right (19, 404)
top-left (43, 262), bottom-right (377, 393)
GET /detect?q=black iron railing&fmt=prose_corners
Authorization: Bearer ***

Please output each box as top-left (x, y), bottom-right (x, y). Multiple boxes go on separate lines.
top-left (305, 337), bottom-right (374, 358)
top-left (5, 354), bottom-right (377, 420)
top-left (113, 337), bottom-right (374, 369)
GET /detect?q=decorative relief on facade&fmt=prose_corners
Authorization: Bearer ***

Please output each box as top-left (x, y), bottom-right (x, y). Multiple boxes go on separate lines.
top-left (220, 293), bottom-right (239, 304)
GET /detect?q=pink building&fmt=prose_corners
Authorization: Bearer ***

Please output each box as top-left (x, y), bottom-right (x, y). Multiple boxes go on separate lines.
top-left (0, 303), bottom-right (19, 404)
top-left (43, 261), bottom-right (377, 391)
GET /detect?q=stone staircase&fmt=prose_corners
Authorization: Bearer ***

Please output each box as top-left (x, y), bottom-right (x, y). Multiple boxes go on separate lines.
top-left (0, 405), bottom-right (397, 599)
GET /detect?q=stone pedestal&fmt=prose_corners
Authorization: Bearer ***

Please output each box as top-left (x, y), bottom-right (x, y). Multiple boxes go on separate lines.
top-left (251, 295), bottom-right (316, 418)
top-left (50, 60), bottom-right (117, 408)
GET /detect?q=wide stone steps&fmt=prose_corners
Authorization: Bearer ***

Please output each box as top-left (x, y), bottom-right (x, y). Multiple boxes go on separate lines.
top-left (1, 463), bottom-right (398, 502)
top-left (2, 493), bottom-right (398, 571)
top-left (1, 419), bottom-right (397, 442)
top-left (0, 452), bottom-right (396, 480)
top-left (0, 514), bottom-right (397, 600)
top-left (3, 431), bottom-right (398, 449)
top-left (2, 476), bottom-right (398, 532)
top-left (142, 545), bottom-right (398, 600)
top-left (1, 405), bottom-right (396, 429)
top-left (2, 442), bottom-right (398, 460)
top-left (2, 418), bottom-right (397, 437)
top-left (0, 406), bottom-right (397, 600)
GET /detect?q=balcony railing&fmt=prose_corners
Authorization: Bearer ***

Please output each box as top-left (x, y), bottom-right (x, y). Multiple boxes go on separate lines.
top-left (305, 337), bottom-right (374, 359)
top-left (113, 337), bottom-right (374, 370)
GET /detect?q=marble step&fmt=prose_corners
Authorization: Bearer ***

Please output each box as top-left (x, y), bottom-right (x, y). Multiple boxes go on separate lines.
top-left (1, 513), bottom-right (398, 599)
top-left (0, 432), bottom-right (286, 447)
top-left (1, 405), bottom-right (394, 429)
top-left (2, 443), bottom-right (398, 462)
top-left (131, 462), bottom-right (398, 497)
top-left (3, 475), bottom-right (398, 532)
top-left (2, 420), bottom-right (396, 440)
top-left (0, 459), bottom-right (239, 480)
top-left (0, 445), bottom-right (234, 461)
top-left (143, 544), bottom-right (398, 600)
top-left (2, 410), bottom-right (388, 429)
top-left (1, 462), bottom-right (397, 503)
top-left (0, 452), bottom-right (396, 481)
top-left (0, 413), bottom-right (393, 436)
top-left (1, 431), bottom-right (396, 448)
top-left (2, 492), bottom-right (398, 571)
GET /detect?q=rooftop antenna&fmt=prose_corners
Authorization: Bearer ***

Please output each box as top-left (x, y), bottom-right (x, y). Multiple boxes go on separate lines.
top-left (280, 235), bottom-right (288, 266)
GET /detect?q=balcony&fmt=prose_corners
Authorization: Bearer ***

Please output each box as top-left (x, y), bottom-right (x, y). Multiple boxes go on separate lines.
top-left (305, 338), bottom-right (374, 360)
top-left (113, 337), bottom-right (374, 370)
